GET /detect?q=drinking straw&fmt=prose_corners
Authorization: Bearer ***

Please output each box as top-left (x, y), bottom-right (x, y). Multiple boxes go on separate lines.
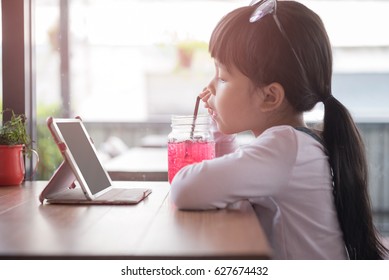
top-left (190, 96), bottom-right (201, 139)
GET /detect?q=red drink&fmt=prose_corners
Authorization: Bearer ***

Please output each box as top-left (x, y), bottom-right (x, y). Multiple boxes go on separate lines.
top-left (168, 140), bottom-right (215, 183)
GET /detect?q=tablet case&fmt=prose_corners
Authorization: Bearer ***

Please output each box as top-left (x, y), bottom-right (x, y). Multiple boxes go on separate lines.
top-left (39, 116), bottom-right (152, 205)
top-left (39, 160), bottom-right (152, 205)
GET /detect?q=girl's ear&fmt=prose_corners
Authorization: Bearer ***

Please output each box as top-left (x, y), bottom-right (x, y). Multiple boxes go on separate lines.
top-left (258, 82), bottom-right (285, 112)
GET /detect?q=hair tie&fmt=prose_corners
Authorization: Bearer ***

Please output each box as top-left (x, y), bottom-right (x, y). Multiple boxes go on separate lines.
top-left (323, 95), bottom-right (334, 105)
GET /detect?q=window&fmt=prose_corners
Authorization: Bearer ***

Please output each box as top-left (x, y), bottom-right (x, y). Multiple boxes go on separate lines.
top-left (35, 0), bottom-right (389, 124)
top-left (303, 0), bottom-right (389, 123)
top-left (36, 0), bottom-right (243, 123)
top-left (35, 0), bottom-right (243, 179)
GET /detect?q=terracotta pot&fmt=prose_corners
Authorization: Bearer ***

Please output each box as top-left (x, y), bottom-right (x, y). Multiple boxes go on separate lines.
top-left (177, 48), bottom-right (193, 69)
top-left (0, 145), bottom-right (25, 186)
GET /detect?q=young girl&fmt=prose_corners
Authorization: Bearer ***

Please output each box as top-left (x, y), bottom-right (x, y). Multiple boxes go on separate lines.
top-left (170, 0), bottom-right (388, 259)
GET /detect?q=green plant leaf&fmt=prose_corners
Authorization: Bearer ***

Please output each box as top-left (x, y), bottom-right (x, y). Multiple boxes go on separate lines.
top-left (0, 109), bottom-right (32, 157)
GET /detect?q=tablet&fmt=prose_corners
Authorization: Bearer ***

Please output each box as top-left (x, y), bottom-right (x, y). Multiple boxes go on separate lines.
top-left (46, 116), bottom-right (151, 203)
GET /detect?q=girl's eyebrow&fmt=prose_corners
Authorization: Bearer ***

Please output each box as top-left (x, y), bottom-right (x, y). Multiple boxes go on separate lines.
top-left (214, 60), bottom-right (229, 72)
top-left (214, 60), bottom-right (224, 69)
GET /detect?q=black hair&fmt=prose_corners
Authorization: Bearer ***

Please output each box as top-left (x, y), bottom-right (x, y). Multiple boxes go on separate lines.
top-left (209, 1), bottom-right (388, 259)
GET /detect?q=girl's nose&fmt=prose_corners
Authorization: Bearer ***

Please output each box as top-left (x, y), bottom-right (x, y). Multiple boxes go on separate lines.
top-left (205, 80), bottom-right (216, 96)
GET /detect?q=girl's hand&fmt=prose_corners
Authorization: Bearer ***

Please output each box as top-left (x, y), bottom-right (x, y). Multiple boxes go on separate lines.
top-left (199, 88), bottom-right (215, 117)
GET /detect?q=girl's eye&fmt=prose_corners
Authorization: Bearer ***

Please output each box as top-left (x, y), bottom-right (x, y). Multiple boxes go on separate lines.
top-left (218, 77), bottom-right (226, 83)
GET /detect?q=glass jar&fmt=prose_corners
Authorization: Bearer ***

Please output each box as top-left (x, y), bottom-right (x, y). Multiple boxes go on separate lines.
top-left (168, 114), bottom-right (215, 183)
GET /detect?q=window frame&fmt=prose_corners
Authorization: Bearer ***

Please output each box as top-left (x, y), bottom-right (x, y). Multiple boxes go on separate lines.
top-left (1, 0), bottom-right (36, 177)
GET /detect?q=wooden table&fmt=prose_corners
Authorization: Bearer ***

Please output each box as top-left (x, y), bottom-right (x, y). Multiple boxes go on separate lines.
top-left (0, 181), bottom-right (271, 259)
top-left (105, 147), bottom-right (168, 181)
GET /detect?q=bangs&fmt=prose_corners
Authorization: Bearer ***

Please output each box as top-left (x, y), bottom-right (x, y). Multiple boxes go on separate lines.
top-left (208, 6), bottom-right (272, 82)
top-left (209, 7), bottom-right (254, 73)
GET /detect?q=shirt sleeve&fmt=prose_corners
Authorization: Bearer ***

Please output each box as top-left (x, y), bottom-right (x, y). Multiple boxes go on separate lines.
top-left (170, 126), bottom-right (299, 210)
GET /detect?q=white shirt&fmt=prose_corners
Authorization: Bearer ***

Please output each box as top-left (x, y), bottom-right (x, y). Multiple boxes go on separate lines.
top-left (170, 125), bottom-right (347, 259)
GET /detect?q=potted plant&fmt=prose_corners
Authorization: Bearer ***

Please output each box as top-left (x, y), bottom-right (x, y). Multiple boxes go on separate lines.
top-left (176, 40), bottom-right (208, 69)
top-left (0, 109), bottom-right (35, 186)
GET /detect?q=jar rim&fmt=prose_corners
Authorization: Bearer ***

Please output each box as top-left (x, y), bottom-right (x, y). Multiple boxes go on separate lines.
top-left (170, 114), bottom-right (211, 128)
top-left (170, 114), bottom-right (209, 119)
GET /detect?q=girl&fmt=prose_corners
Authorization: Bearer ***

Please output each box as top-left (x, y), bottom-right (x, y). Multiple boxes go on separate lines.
top-left (170, 0), bottom-right (388, 259)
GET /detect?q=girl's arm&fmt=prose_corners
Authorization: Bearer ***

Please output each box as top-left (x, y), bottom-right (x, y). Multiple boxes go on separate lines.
top-left (170, 126), bottom-right (298, 210)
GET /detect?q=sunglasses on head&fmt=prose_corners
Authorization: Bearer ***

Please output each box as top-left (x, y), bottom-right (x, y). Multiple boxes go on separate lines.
top-left (249, 0), bottom-right (306, 78)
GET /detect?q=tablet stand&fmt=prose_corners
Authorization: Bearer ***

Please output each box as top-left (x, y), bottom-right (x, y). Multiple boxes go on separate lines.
top-left (39, 160), bottom-right (77, 204)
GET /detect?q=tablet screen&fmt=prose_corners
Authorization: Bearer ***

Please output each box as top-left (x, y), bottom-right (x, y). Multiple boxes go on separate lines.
top-left (56, 121), bottom-right (111, 195)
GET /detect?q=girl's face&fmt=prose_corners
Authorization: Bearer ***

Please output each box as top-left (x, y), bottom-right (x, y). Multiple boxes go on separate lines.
top-left (206, 60), bottom-right (264, 135)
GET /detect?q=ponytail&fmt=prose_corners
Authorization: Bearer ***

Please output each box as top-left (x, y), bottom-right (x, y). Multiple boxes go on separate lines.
top-left (322, 96), bottom-right (388, 259)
